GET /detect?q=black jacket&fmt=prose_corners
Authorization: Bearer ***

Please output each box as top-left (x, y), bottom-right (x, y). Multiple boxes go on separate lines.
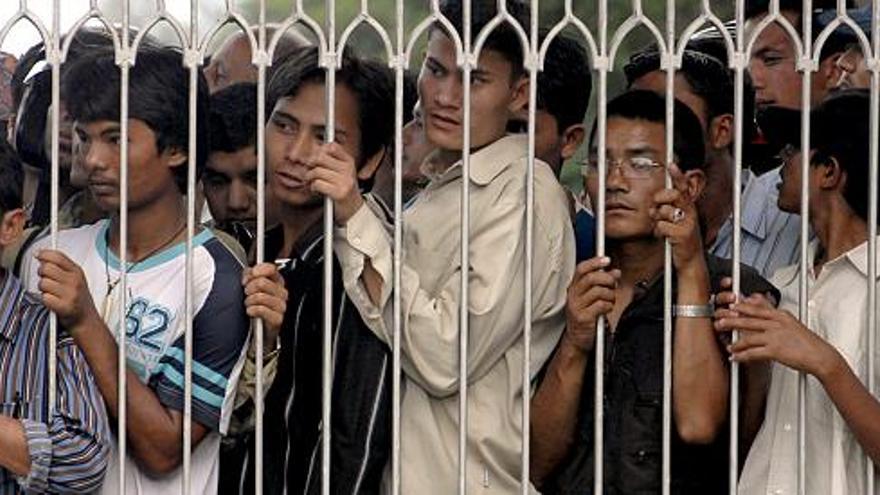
top-left (221, 223), bottom-right (391, 494)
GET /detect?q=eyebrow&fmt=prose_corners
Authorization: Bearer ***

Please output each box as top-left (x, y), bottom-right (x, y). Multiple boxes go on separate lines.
top-left (272, 110), bottom-right (349, 139)
top-left (472, 67), bottom-right (491, 79)
top-left (624, 145), bottom-right (661, 156)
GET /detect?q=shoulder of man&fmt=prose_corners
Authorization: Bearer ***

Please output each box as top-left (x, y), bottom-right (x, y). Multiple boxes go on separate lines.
top-left (706, 254), bottom-right (781, 306)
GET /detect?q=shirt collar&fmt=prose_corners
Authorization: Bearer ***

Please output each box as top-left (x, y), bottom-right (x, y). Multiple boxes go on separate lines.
top-left (0, 271), bottom-right (24, 341)
top-left (428, 134), bottom-right (530, 187)
top-left (842, 237), bottom-right (880, 279)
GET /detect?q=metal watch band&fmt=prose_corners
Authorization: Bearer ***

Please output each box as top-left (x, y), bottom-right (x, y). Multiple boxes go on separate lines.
top-left (672, 303), bottom-right (715, 318)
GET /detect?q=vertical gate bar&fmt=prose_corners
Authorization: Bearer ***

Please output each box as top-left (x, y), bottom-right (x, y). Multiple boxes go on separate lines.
top-left (797, 1), bottom-right (814, 492)
top-left (594, 0), bottom-right (609, 491)
top-left (391, 0), bottom-right (404, 491)
top-left (662, 1), bottom-right (676, 493)
top-left (867, 3), bottom-right (879, 491)
top-left (458, 0), bottom-right (473, 492)
top-left (118, 1), bottom-right (131, 489)
top-left (521, 0), bottom-right (538, 491)
top-left (255, 1), bottom-right (268, 494)
top-left (729, 1), bottom-right (747, 492)
top-left (322, 0), bottom-right (336, 492)
top-left (182, 0), bottom-right (201, 490)
top-left (47, 0), bottom-right (61, 418)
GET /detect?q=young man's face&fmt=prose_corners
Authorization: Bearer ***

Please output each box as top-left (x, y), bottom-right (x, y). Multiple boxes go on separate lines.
top-left (203, 145), bottom-right (258, 226)
top-left (74, 118), bottom-right (184, 211)
top-left (266, 81), bottom-right (361, 209)
top-left (586, 117), bottom-right (669, 241)
top-left (418, 31), bottom-right (528, 151)
top-left (776, 145), bottom-right (817, 214)
top-left (746, 11), bottom-right (838, 109)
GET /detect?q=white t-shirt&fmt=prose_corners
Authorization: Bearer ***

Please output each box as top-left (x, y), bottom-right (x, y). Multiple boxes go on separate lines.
top-left (22, 220), bottom-right (250, 495)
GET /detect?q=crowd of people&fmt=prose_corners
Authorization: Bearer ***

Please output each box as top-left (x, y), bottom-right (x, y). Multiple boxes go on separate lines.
top-left (0, 0), bottom-right (877, 493)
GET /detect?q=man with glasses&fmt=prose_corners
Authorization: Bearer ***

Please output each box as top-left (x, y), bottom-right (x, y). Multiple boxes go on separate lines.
top-left (530, 90), bottom-right (777, 493)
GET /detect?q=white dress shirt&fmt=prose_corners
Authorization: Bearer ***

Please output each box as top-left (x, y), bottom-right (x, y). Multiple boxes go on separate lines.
top-left (739, 238), bottom-right (880, 495)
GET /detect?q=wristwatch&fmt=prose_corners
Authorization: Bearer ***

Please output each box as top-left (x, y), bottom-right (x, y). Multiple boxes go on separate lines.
top-left (673, 296), bottom-right (715, 318)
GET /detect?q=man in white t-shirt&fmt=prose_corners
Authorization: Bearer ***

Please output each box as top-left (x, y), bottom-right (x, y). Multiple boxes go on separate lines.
top-left (21, 46), bottom-right (249, 494)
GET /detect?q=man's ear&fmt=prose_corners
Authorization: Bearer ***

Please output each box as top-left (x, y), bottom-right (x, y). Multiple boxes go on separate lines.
top-left (818, 155), bottom-right (844, 191)
top-left (507, 75), bottom-right (530, 115)
top-left (357, 147), bottom-right (386, 182)
top-left (708, 114), bottom-right (733, 150)
top-left (0, 208), bottom-right (26, 248)
top-left (164, 147), bottom-right (188, 169)
top-left (560, 124), bottom-right (586, 161)
top-left (684, 169), bottom-right (708, 203)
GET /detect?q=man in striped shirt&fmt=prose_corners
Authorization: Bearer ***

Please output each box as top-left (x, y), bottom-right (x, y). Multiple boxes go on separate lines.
top-left (0, 140), bottom-right (109, 493)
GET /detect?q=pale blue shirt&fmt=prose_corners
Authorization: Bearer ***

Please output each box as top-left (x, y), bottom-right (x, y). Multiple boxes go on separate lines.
top-left (710, 167), bottom-right (806, 280)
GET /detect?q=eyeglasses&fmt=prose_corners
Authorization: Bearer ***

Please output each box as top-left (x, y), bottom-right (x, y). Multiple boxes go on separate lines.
top-left (581, 156), bottom-right (667, 180)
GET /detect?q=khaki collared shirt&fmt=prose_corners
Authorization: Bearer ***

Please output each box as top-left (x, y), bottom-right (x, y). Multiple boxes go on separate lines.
top-left (334, 134), bottom-right (574, 494)
top-left (739, 238), bottom-right (880, 495)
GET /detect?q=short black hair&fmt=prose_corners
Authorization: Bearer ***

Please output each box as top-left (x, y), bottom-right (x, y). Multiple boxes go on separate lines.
top-left (0, 139), bottom-right (23, 215)
top-left (624, 48), bottom-right (732, 124)
top-left (592, 90), bottom-right (706, 173)
top-left (12, 28), bottom-right (153, 112)
top-left (267, 46), bottom-right (394, 167)
top-left (538, 32), bottom-right (591, 133)
top-left (431, 0), bottom-right (529, 79)
top-left (745, 0), bottom-right (854, 60)
top-left (13, 69), bottom-right (51, 173)
top-left (209, 82), bottom-right (257, 154)
top-left (62, 46), bottom-right (209, 193)
top-left (811, 89), bottom-right (874, 224)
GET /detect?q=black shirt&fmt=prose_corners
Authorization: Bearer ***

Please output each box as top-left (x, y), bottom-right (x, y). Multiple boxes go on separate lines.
top-left (221, 222), bottom-right (391, 494)
top-left (541, 255), bottom-right (779, 494)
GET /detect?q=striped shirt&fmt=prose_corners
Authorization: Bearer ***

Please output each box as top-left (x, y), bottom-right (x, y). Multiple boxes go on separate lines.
top-left (711, 167), bottom-right (806, 280)
top-left (0, 271), bottom-right (110, 493)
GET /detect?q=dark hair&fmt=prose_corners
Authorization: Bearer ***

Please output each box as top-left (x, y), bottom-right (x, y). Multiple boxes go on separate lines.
top-left (209, 82), bottom-right (257, 154)
top-left (684, 35), bottom-right (758, 146)
top-left (538, 32), bottom-right (591, 132)
top-left (267, 46), bottom-right (394, 167)
top-left (13, 69), bottom-right (51, 173)
top-left (810, 89), bottom-right (875, 223)
top-left (12, 28), bottom-right (152, 112)
top-left (624, 48), bottom-right (732, 123)
top-left (745, 0), bottom-right (854, 60)
top-left (62, 46), bottom-right (209, 193)
top-left (592, 90), bottom-right (706, 172)
top-left (431, 0), bottom-right (529, 79)
top-left (0, 139), bottom-right (23, 215)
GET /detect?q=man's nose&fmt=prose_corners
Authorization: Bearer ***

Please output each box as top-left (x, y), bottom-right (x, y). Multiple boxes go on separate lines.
top-left (228, 179), bottom-right (251, 213)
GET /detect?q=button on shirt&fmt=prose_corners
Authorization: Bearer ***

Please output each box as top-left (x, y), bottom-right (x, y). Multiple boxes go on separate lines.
top-left (711, 168), bottom-right (803, 279)
top-left (738, 238), bottom-right (880, 495)
top-left (334, 135), bottom-right (575, 493)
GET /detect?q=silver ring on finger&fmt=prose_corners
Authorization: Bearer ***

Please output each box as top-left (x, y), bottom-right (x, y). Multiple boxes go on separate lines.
top-left (671, 207), bottom-right (685, 224)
